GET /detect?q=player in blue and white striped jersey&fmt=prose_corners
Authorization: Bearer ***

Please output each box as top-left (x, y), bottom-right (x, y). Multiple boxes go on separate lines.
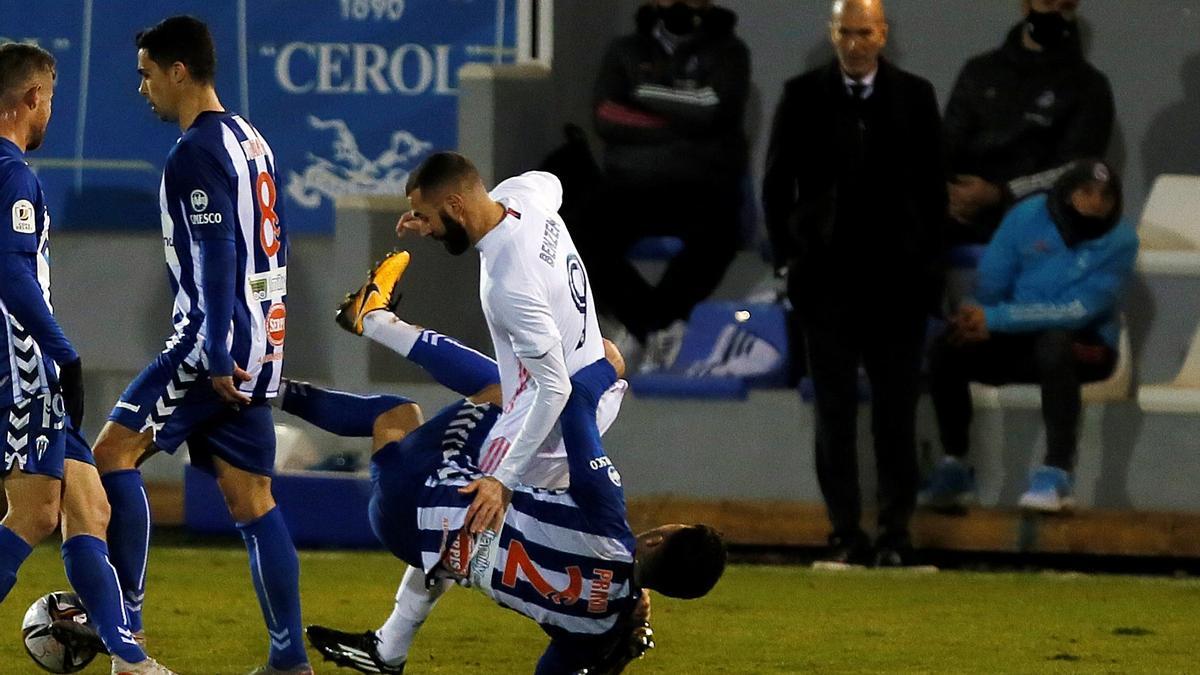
top-left (84, 16), bottom-right (307, 675)
top-left (0, 43), bottom-right (176, 674)
top-left (279, 263), bottom-right (725, 673)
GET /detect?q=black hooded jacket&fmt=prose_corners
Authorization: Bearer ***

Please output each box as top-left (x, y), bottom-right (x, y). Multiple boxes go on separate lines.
top-left (944, 22), bottom-right (1115, 198)
top-left (593, 4), bottom-right (750, 186)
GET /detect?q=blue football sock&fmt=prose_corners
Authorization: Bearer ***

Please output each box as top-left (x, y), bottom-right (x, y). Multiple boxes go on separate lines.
top-left (407, 329), bottom-right (500, 397)
top-left (62, 535), bottom-right (146, 663)
top-left (238, 507), bottom-right (307, 669)
top-left (281, 381), bottom-right (411, 437)
top-left (100, 470), bottom-right (149, 632)
top-left (0, 525), bottom-right (33, 602)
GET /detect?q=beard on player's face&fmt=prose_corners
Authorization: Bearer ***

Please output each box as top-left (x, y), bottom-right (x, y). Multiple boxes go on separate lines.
top-left (26, 122), bottom-right (46, 151)
top-left (436, 208), bottom-right (471, 256)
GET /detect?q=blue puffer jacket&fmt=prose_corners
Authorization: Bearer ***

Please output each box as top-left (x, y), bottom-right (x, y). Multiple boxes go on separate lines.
top-left (976, 194), bottom-right (1138, 347)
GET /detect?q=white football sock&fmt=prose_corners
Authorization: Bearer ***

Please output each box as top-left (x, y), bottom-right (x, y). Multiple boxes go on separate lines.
top-left (362, 312), bottom-right (423, 358)
top-left (375, 565), bottom-right (452, 664)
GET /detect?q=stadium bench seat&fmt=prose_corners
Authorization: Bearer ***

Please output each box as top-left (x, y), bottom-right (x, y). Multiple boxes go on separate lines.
top-left (1135, 174), bottom-right (1200, 277)
top-left (630, 300), bottom-right (790, 399)
top-left (970, 319), bottom-right (1133, 409)
top-left (1138, 322), bottom-right (1200, 413)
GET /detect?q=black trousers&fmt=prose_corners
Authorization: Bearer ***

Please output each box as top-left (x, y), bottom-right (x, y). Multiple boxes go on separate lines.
top-left (798, 298), bottom-right (927, 547)
top-left (570, 179), bottom-right (740, 341)
top-left (928, 329), bottom-right (1117, 472)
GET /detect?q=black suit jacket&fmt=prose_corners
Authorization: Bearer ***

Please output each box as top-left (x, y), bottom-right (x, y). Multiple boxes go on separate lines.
top-left (762, 59), bottom-right (946, 310)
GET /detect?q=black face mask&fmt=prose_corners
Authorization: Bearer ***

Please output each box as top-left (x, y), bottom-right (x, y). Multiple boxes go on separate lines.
top-left (1025, 9), bottom-right (1076, 50)
top-left (436, 209), bottom-right (471, 256)
top-left (659, 3), bottom-right (701, 35)
top-left (1072, 212), bottom-right (1114, 240)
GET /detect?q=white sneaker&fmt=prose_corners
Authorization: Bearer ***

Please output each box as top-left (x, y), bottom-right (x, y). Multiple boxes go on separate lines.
top-left (112, 655), bottom-right (177, 675)
top-left (639, 320), bottom-right (687, 374)
top-left (1017, 465), bottom-right (1075, 513)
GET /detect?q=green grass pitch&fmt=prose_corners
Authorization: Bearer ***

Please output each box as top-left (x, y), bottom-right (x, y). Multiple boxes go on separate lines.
top-left (1, 538), bottom-right (1196, 673)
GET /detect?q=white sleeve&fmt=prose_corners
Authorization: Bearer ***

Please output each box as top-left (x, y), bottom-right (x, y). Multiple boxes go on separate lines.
top-left (524, 171), bottom-right (563, 212)
top-left (491, 347), bottom-right (572, 489)
top-left (490, 266), bottom-right (560, 359)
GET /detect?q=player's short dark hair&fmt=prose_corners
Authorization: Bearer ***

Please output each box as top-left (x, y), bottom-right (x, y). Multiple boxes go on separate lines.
top-left (643, 525), bottom-right (727, 599)
top-left (406, 152), bottom-right (479, 198)
top-left (0, 43), bottom-right (56, 106)
top-left (135, 15), bottom-right (216, 84)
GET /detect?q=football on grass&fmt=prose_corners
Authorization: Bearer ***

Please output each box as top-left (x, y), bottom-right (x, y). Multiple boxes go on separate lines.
top-left (22, 591), bottom-right (99, 673)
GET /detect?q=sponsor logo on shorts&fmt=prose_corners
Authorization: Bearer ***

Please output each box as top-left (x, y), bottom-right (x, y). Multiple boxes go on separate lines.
top-left (266, 303), bottom-right (287, 347)
top-left (190, 190), bottom-right (209, 212)
top-left (11, 199), bottom-right (35, 234)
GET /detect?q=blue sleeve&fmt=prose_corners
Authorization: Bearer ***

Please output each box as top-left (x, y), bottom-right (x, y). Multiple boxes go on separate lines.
top-left (169, 142), bottom-right (235, 242)
top-left (199, 238), bottom-right (236, 376)
top-left (984, 229), bottom-right (1138, 334)
top-left (973, 202), bottom-right (1026, 306)
top-left (560, 360), bottom-right (629, 536)
top-left (0, 252), bottom-right (78, 365)
top-left (0, 168), bottom-right (41, 254)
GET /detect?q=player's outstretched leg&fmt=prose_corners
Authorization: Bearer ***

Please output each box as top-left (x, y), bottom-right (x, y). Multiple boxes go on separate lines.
top-left (276, 380), bottom-right (413, 438)
top-left (216, 459), bottom-right (310, 674)
top-left (94, 422), bottom-right (155, 637)
top-left (361, 312), bottom-right (500, 398)
top-left (375, 565), bottom-right (453, 666)
top-left (336, 249), bottom-right (500, 398)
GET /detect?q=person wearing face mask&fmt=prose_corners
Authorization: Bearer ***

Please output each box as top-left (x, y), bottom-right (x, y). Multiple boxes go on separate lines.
top-left (577, 0), bottom-right (750, 373)
top-left (944, 0), bottom-right (1115, 244)
top-left (923, 160), bottom-right (1138, 514)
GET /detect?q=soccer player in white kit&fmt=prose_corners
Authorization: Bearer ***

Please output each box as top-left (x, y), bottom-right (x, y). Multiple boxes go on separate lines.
top-left (320, 153), bottom-right (608, 668)
top-left (399, 152), bottom-right (606, 534)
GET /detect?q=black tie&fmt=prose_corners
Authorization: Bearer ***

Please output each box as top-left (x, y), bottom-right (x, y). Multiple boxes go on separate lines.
top-left (849, 82), bottom-right (867, 100)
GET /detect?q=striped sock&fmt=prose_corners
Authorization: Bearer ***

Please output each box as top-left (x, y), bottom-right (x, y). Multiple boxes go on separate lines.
top-left (280, 381), bottom-right (411, 437)
top-left (238, 507), bottom-right (307, 670)
top-left (0, 525), bottom-right (33, 602)
top-left (362, 313), bottom-right (499, 397)
top-left (100, 470), bottom-right (150, 633)
top-left (62, 535), bottom-right (146, 663)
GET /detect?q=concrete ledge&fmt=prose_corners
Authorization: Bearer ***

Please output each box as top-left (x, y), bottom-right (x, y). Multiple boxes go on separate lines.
top-left (624, 497), bottom-right (1200, 557)
top-left (1138, 385), bottom-right (1200, 413)
top-left (149, 482), bottom-right (1200, 557)
top-left (1137, 250), bottom-right (1200, 277)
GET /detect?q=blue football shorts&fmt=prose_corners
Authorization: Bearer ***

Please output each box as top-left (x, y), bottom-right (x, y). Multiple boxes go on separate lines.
top-left (1, 391), bottom-right (94, 479)
top-left (109, 349), bottom-right (276, 477)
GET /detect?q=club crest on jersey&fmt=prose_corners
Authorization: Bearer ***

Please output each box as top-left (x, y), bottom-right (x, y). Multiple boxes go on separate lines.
top-left (11, 199), bottom-right (35, 234)
top-left (266, 303), bottom-right (287, 347)
top-left (190, 190), bottom-right (209, 212)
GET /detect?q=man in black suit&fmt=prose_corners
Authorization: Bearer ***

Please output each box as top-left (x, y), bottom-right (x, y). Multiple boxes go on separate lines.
top-left (762, 0), bottom-right (945, 566)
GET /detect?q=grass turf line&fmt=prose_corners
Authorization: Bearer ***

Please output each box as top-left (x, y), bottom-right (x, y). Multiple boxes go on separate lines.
top-left (0, 542), bottom-right (1197, 673)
